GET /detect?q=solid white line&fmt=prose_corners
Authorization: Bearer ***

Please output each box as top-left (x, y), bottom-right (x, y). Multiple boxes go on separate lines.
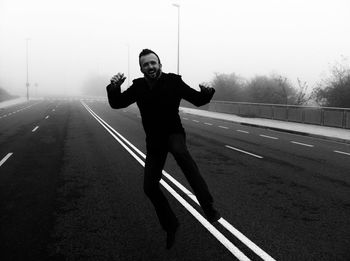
top-left (82, 101), bottom-right (275, 260)
top-left (237, 130), bottom-right (249, 134)
top-left (204, 122), bottom-right (213, 126)
top-left (290, 141), bottom-right (314, 147)
top-left (0, 153), bottom-right (13, 167)
top-left (161, 181), bottom-right (250, 261)
top-left (259, 134), bottom-right (278, 140)
top-left (32, 126), bottom-right (39, 132)
top-left (218, 126), bottom-right (229, 129)
top-left (334, 150), bottom-right (350, 156)
top-left (225, 145), bottom-right (263, 159)
top-left (82, 102), bottom-right (251, 260)
top-left (81, 102), bottom-right (252, 260)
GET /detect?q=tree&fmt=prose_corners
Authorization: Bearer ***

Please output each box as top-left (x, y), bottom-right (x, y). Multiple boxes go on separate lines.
top-left (293, 78), bottom-right (312, 105)
top-left (210, 73), bottom-right (246, 101)
top-left (245, 74), bottom-right (297, 104)
top-left (312, 57), bottom-right (350, 108)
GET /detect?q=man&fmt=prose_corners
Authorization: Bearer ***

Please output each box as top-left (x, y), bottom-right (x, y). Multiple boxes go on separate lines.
top-left (106, 49), bottom-right (220, 249)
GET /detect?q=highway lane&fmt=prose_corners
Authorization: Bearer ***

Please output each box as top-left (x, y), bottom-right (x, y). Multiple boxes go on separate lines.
top-left (0, 100), bottom-right (235, 261)
top-left (0, 100), bottom-right (68, 260)
top-left (88, 100), bottom-right (350, 260)
top-left (1, 99), bottom-right (349, 260)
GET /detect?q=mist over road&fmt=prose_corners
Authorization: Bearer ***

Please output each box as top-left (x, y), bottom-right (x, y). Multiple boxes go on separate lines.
top-left (1, 99), bottom-right (349, 260)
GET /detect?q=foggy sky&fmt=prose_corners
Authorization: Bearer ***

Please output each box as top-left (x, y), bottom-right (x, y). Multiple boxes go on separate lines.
top-left (1, 0), bottom-right (349, 97)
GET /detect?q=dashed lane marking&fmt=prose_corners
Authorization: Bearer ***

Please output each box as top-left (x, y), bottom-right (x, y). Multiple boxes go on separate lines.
top-left (225, 145), bottom-right (263, 159)
top-left (0, 153), bottom-right (13, 167)
top-left (218, 126), bottom-right (229, 129)
top-left (237, 130), bottom-right (249, 134)
top-left (192, 120), bottom-right (200, 122)
top-left (32, 126), bottom-right (39, 132)
top-left (259, 134), bottom-right (278, 140)
top-left (334, 150), bottom-right (350, 156)
top-left (290, 141), bottom-right (314, 147)
top-left (45, 115), bottom-right (49, 119)
top-left (204, 122), bottom-right (213, 126)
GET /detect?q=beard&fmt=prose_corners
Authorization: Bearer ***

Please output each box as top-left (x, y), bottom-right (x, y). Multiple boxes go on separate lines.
top-left (145, 67), bottom-right (162, 81)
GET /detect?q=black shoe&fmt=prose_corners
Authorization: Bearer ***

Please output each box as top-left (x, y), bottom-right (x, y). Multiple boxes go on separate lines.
top-left (204, 208), bottom-right (221, 224)
top-left (166, 223), bottom-right (179, 249)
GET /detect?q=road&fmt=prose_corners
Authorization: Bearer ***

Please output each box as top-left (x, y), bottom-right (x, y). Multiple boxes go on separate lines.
top-left (0, 99), bottom-right (349, 261)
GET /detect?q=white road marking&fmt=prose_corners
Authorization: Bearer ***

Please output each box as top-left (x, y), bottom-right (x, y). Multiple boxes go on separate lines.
top-left (82, 101), bottom-right (275, 261)
top-left (182, 117), bottom-right (188, 120)
top-left (218, 126), bottom-right (229, 129)
top-left (225, 145), bottom-right (263, 159)
top-left (52, 109), bottom-right (55, 112)
top-left (204, 122), bottom-right (213, 126)
top-left (45, 115), bottom-right (49, 119)
top-left (32, 126), bottom-right (39, 132)
top-left (192, 120), bottom-right (200, 122)
top-left (237, 130), bottom-right (249, 134)
top-left (0, 153), bottom-right (13, 167)
top-left (290, 141), bottom-right (314, 147)
top-left (259, 134), bottom-right (278, 140)
top-left (334, 150), bottom-right (350, 156)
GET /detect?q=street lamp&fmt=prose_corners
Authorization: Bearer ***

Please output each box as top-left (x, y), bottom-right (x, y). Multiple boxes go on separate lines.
top-left (127, 43), bottom-right (130, 87)
top-left (172, 3), bottom-right (180, 75)
top-left (26, 38), bottom-right (30, 100)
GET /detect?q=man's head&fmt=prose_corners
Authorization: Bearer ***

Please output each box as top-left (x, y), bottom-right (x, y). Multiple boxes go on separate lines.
top-left (139, 49), bottom-right (162, 80)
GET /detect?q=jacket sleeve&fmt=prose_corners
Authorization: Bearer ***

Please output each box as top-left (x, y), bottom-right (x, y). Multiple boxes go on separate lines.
top-left (177, 76), bottom-right (215, 107)
top-left (106, 82), bottom-right (138, 109)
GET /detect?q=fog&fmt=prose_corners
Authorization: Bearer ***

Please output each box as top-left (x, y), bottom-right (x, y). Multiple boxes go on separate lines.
top-left (1, 0), bottom-right (349, 97)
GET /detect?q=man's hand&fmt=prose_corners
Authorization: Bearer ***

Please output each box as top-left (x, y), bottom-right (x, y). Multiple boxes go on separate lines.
top-left (199, 83), bottom-right (215, 96)
top-left (110, 73), bottom-right (126, 87)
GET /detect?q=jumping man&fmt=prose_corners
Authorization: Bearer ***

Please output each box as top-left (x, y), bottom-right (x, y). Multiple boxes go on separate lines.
top-left (106, 49), bottom-right (220, 249)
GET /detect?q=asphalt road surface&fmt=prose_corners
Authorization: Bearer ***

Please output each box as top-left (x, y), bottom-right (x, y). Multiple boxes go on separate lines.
top-left (0, 99), bottom-right (349, 261)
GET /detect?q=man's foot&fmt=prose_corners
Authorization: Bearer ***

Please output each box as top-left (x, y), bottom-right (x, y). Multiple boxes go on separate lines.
top-left (204, 208), bottom-right (221, 224)
top-left (166, 223), bottom-right (179, 249)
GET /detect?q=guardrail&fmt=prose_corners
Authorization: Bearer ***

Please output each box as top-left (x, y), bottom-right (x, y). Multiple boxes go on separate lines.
top-left (208, 101), bottom-right (350, 129)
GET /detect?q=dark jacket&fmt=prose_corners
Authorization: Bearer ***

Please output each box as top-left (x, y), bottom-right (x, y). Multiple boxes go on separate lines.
top-left (106, 72), bottom-right (215, 140)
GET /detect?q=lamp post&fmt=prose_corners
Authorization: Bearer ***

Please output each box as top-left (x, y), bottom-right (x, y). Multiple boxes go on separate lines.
top-left (127, 43), bottom-right (130, 88)
top-left (172, 3), bottom-right (180, 75)
top-left (26, 38), bottom-right (30, 100)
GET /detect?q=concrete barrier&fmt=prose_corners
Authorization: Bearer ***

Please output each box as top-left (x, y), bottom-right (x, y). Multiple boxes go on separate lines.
top-left (206, 101), bottom-right (350, 129)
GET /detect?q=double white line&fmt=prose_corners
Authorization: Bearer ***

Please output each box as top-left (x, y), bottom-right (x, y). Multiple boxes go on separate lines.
top-left (81, 101), bottom-right (275, 261)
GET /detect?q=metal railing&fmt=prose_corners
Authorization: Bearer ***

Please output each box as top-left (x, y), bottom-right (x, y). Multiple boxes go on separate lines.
top-left (208, 101), bottom-right (350, 129)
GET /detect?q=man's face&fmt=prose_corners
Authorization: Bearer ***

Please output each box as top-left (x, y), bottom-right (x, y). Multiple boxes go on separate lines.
top-left (139, 53), bottom-right (162, 80)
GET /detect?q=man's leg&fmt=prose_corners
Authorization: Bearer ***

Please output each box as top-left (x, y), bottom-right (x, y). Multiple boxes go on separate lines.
top-left (168, 133), bottom-right (220, 223)
top-left (143, 145), bottom-right (178, 232)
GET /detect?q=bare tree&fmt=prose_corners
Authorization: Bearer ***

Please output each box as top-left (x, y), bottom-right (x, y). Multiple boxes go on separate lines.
top-left (312, 56), bottom-right (350, 108)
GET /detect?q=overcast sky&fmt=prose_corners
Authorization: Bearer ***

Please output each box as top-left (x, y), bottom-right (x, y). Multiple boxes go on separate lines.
top-left (1, 0), bottom-right (349, 96)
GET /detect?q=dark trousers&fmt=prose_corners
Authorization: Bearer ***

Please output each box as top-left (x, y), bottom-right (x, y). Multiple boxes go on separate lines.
top-left (143, 133), bottom-right (214, 231)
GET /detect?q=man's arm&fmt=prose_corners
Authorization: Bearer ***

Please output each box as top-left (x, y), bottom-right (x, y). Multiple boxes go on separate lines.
top-left (106, 73), bottom-right (137, 109)
top-left (178, 76), bottom-right (215, 107)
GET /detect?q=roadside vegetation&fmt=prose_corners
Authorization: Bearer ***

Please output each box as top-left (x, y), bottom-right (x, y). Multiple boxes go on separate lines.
top-left (0, 86), bottom-right (18, 103)
top-left (210, 57), bottom-right (350, 108)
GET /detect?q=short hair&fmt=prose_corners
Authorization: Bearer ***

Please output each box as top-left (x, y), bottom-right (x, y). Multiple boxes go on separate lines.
top-left (139, 49), bottom-right (161, 65)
